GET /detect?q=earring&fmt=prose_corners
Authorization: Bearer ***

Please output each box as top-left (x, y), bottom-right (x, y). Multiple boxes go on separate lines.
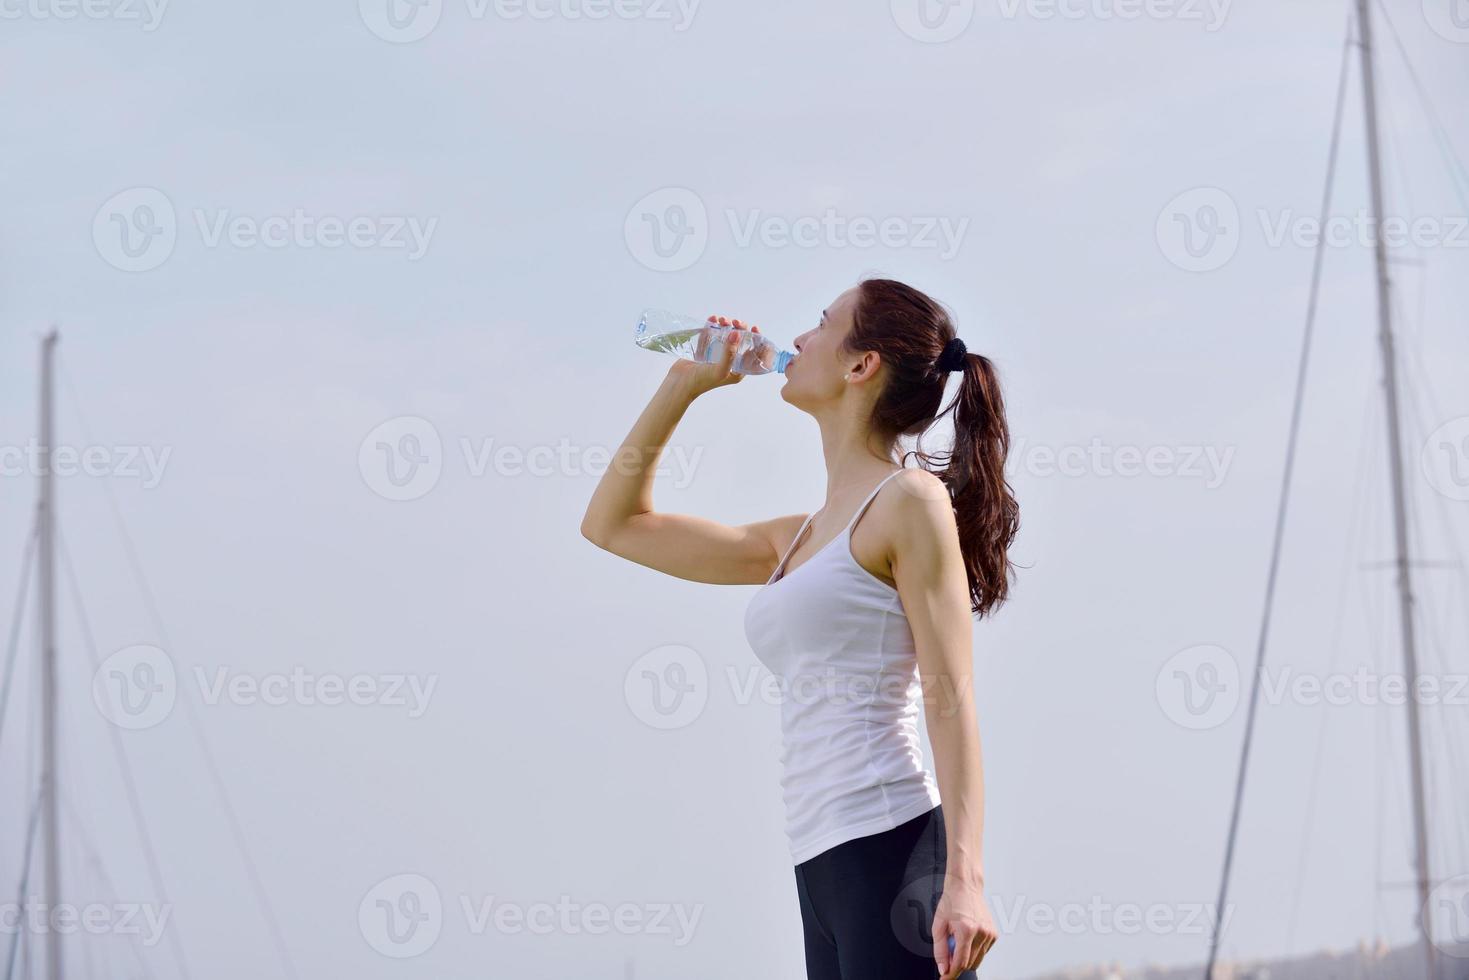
top-left (843, 373), bottom-right (851, 381)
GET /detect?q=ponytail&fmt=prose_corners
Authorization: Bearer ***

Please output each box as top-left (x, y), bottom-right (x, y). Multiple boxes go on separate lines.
top-left (944, 352), bottom-right (1018, 617)
top-left (846, 278), bottom-right (1019, 618)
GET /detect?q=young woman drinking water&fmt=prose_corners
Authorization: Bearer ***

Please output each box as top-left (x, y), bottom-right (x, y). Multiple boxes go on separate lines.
top-left (581, 278), bottom-right (1016, 980)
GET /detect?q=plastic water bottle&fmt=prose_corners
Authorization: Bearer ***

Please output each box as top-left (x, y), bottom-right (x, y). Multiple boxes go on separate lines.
top-left (635, 309), bottom-right (794, 376)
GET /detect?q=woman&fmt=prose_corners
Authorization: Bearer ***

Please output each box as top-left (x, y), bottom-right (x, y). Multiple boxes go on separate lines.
top-left (581, 278), bottom-right (1017, 979)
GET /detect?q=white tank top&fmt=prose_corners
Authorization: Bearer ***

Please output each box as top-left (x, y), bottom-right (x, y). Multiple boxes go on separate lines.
top-left (743, 468), bottom-right (941, 865)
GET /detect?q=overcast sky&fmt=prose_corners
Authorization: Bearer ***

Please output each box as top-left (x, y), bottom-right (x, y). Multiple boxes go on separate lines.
top-left (2, 1), bottom-right (1468, 977)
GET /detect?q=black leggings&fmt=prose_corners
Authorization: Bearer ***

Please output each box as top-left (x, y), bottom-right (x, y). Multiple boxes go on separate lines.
top-left (793, 805), bottom-right (979, 980)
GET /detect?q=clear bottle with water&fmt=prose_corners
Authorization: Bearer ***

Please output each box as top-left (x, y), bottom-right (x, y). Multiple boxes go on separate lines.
top-left (635, 309), bottom-right (794, 376)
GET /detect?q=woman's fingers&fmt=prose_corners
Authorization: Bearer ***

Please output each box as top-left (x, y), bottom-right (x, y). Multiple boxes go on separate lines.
top-left (949, 926), bottom-right (977, 978)
top-left (933, 917), bottom-right (954, 976)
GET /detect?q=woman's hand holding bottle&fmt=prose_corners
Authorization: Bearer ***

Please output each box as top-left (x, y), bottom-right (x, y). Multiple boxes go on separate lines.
top-left (666, 316), bottom-right (765, 397)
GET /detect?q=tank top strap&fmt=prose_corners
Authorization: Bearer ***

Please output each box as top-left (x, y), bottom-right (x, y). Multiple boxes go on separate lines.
top-left (767, 512), bottom-right (817, 585)
top-left (841, 467), bottom-right (906, 537)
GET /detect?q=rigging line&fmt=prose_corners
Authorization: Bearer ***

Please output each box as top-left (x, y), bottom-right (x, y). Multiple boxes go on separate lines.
top-left (0, 517), bottom-right (39, 753)
top-left (1388, 283), bottom-right (1469, 870)
top-left (59, 794), bottom-right (156, 979)
top-left (55, 528), bottom-right (190, 980)
top-left (1202, 13), bottom-right (1356, 979)
top-left (56, 359), bottom-right (299, 980)
top-left (1283, 388), bottom-right (1377, 956)
top-left (3, 786), bottom-right (45, 980)
top-left (1372, 0), bottom-right (1469, 211)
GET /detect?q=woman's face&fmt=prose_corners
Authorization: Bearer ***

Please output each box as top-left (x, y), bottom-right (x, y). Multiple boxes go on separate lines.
top-left (781, 286), bottom-right (867, 411)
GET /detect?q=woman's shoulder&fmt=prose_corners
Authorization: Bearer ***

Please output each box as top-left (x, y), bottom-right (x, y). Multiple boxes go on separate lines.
top-left (875, 469), bottom-right (957, 544)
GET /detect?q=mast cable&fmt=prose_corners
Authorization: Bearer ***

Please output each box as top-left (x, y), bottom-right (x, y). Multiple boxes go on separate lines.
top-left (57, 359), bottom-right (299, 980)
top-left (1202, 13), bottom-right (1355, 978)
top-left (56, 528), bottom-right (193, 980)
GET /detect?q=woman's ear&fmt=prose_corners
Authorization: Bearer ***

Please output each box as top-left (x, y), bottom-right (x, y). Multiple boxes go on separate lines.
top-left (848, 350), bottom-right (882, 383)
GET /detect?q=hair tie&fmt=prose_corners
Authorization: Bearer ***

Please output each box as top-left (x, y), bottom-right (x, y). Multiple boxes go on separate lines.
top-left (938, 336), bottom-right (968, 373)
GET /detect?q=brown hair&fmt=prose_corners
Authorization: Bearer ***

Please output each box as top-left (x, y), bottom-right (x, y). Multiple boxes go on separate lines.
top-left (844, 277), bottom-right (1019, 618)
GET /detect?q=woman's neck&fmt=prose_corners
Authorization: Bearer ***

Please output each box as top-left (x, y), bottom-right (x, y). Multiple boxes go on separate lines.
top-left (813, 403), bottom-right (898, 506)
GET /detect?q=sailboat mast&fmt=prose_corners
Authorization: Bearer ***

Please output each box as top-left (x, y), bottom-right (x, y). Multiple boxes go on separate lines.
top-left (38, 329), bottom-right (62, 980)
top-left (1352, 3), bottom-right (1436, 977)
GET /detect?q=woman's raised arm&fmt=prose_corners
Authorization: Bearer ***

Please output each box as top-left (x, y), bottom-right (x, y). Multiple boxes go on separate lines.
top-left (580, 318), bottom-right (805, 586)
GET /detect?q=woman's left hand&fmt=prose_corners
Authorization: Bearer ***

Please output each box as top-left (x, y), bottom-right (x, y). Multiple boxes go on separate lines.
top-left (932, 875), bottom-right (998, 978)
